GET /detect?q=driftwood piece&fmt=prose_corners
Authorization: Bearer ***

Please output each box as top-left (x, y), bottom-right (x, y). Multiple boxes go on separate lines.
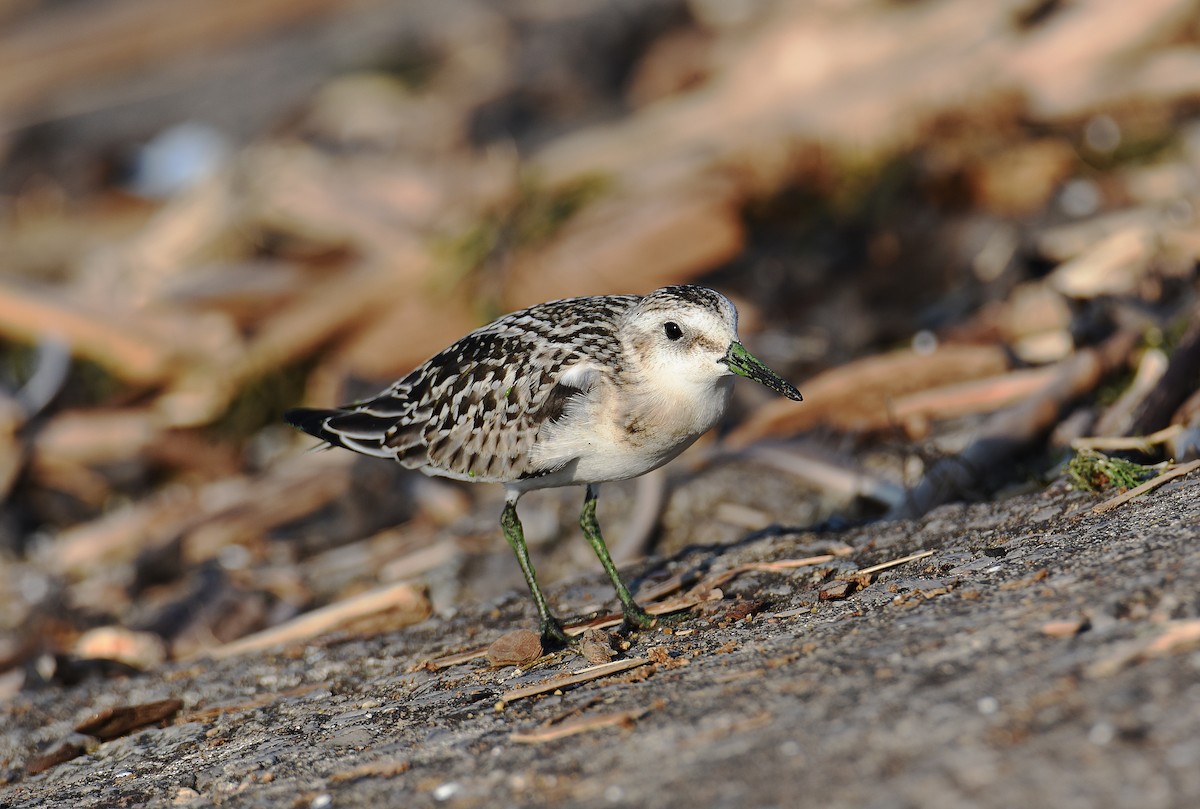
top-left (0, 391), bottom-right (25, 502)
top-left (199, 581), bottom-right (432, 660)
top-left (1128, 305), bottom-right (1200, 436)
top-left (1048, 226), bottom-right (1157, 299)
top-left (0, 280), bottom-right (177, 385)
top-left (535, 0), bottom-right (1197, 190)
top-left (891, 366), bottom-right (1060, 437)
top-left (234, 259), bottom-right (420, 377)
top-left (30, 408), bottom-right (163, 467)
top-left (1092, 349), bottom-right (1169, 438)
top-left (727, 345), bottom-right (1012, 445)
top-left (889, 330), bottom-right (1140, 519)
top-left (74, 698), bottom-right (183, 741)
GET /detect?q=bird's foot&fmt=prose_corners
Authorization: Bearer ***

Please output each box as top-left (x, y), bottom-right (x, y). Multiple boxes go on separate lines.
top-left (619, 604), bottom-right (657, 633)
top-left (539, 617), bottom-right (574, 650)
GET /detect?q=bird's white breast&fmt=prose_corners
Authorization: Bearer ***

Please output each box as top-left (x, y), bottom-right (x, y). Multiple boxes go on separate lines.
top-left (525, 373), bottom-right (733, 488)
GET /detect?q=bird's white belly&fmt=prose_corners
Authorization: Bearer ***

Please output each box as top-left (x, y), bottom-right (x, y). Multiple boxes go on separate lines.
top-left (575, 427), bottom-right (698, 481)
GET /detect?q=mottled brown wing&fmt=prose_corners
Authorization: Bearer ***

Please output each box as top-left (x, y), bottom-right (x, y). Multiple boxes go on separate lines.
top-left (286, 295), bottom-right (635, 483)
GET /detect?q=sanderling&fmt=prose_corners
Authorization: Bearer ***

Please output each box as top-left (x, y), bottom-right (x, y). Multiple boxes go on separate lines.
top-left (286, 285), bottom-right (802, 646)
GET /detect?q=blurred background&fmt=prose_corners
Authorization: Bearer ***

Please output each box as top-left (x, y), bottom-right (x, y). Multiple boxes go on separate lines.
top-left (1, 0), bottom-right (1199, 687)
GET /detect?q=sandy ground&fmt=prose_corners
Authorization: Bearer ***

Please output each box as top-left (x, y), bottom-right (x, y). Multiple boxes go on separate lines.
top-left (2, 471), bottom-right (1199, 809)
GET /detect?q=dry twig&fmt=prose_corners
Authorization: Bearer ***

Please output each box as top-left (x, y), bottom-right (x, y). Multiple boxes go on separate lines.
top-left (199, 581), bottom-right (431, 660)
top-left (1091, 459), bottom-right (1200, 514)
top-left (497, 658), bottom-right (649, 705)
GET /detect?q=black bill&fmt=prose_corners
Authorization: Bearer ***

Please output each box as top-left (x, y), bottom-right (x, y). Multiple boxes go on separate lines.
top-left (722, 341), bottom-right (802, 401)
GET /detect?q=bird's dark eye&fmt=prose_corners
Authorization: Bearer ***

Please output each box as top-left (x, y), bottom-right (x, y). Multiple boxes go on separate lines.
top-left (663, 321), bottom-right (683, 341)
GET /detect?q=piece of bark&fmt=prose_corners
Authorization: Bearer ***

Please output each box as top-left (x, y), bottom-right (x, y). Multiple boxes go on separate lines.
top-left (25, 733), bottom-right (95, 775)
top-left (578, 629), bottom-right (616, 666)
top-left (75, 698), bottom-right (183, 741)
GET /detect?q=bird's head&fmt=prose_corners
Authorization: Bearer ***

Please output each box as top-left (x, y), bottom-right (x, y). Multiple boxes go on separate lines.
top-left (623, 286), bottom-right (802, 401)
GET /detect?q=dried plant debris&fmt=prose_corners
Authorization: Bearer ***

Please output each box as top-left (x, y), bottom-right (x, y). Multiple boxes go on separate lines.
top-left (2, 2), bottom-right (1200, 803)
top-left (487, 630), bottom-right (544, 668)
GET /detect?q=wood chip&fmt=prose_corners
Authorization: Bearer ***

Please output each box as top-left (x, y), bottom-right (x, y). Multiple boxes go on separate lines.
top-left (891, 367), bottom-right (1059, 433)
top-left (74, 626), bottom-right (167, 670)
top-left (818, 580), bottom-right (856, 601)
top-left (25, 733), bottom-right (94, 775)
top-left (498, 658), bottom-right (649, 705)
top-left (75, 698), bottom-right (183, 741)
top-left (487, 630), bottom-right (543, 668)
top-left (1048, 226), bottom-right (1155, 299)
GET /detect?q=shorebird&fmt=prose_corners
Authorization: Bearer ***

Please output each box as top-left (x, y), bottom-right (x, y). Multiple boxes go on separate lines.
top-left (285, 285), bottom-right (802, 647)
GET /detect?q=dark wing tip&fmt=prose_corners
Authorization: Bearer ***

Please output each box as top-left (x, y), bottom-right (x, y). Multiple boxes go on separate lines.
top-left (284, 407), bottom-right (342, 439)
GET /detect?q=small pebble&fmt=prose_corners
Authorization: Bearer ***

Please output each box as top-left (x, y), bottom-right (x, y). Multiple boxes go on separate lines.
top-left (433, 782), bottom-right (461, 801)
top-left (173, 787), bottom-right (201, 805)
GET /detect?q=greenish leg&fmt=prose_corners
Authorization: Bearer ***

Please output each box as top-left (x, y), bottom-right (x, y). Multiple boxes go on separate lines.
top-left (501, 498), bottom-right (572, 648)
top-left (580, 485), bottom-right (656, 631)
